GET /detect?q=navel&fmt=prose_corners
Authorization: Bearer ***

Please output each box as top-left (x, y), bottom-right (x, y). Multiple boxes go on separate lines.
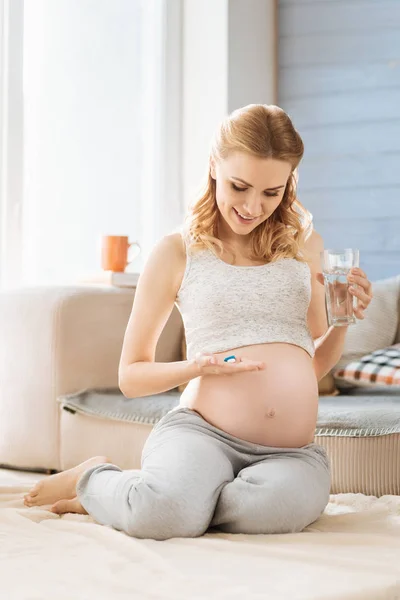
top-left (265, 408), bottom-right (276, 419)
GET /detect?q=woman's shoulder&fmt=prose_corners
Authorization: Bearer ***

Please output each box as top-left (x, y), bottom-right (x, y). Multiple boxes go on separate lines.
top-left (143, 232), bottom-right (187, 292)
top-left (303, 229), bottom-right (323, 252)
top-left (156, 232), bottom-right (187, 265)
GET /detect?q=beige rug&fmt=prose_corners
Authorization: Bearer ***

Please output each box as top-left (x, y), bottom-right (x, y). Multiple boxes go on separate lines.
top-left (0, 470), bottom-right (399, 599)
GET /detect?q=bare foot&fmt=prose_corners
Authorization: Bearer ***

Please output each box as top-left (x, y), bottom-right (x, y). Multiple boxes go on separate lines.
top-left (51, 496), bottom-right (88, 515)
top-left (23, 456), bottom-right (109, 508)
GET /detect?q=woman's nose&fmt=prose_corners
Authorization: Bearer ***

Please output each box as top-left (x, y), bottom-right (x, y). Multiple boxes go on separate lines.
top-left (243, 193), bottom-right (262, 216)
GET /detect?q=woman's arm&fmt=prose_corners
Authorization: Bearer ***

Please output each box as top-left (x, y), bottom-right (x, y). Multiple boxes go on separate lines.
top-left (311, 265), bottom-right (373, 381)
top-left (304, 229), bottom-right (340, 380)
top-left (118, 234), bottom-right (200, 398)
top-left (304, 231), bottom-right (373, 381)
top-left (313, 326), bottom-right (348, 381)
top-left (305, 231), bottom-right (329, 339)
top-left (120, 359), bottom-right (200, 398)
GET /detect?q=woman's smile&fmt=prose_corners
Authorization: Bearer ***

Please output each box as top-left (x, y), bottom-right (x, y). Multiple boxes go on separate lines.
top-left (232, 207), bottom-right (261, 224)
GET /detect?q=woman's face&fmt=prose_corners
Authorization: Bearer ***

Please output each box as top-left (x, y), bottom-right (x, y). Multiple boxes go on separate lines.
top-left (211, 152), bottom-right (292, 242)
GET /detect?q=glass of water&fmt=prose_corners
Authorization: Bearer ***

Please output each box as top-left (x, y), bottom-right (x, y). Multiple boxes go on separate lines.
top-left (321, 249), bottom-right (360, 326)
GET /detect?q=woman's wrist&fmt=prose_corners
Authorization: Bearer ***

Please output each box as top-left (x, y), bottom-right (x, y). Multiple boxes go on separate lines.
top-left (330, 324), bottom-right (349, 338)
top-left (185, 358), bottom-right (202, 378)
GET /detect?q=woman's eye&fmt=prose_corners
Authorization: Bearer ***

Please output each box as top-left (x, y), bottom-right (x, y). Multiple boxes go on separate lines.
top-left (231, 183), bottom-right (247, 192)
top-left (231, 182), bottom-right (279, 197)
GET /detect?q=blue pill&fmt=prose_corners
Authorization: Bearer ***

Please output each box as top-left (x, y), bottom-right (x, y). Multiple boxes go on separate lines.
top-left (224, 355), bottom-right (236, 363)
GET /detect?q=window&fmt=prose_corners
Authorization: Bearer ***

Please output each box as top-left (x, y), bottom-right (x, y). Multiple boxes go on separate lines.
top-left (0, 0), bottom-right (183, 288)
top-left (0, 0), bottom-right (24, 288)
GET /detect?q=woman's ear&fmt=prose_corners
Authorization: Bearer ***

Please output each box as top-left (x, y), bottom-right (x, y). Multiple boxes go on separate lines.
top-left (210, 157), bottom-right (216, 179)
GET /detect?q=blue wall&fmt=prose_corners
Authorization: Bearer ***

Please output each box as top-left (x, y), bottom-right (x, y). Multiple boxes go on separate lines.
top-left (278, 0), bottom-right (400, 281)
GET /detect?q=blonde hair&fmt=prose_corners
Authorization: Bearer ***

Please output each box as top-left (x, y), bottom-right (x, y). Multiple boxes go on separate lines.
top-left (182, 104), bottom-right (313, 264)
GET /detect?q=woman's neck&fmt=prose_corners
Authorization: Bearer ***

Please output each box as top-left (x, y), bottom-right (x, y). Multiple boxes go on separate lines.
top-left (216, 222), bottom-right (251, 255)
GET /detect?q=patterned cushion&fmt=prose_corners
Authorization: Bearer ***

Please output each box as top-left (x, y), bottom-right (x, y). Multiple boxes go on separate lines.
top-left (334, 344), bottom-right (400, 388)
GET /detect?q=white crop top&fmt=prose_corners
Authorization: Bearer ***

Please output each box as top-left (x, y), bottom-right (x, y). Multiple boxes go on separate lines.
top-left (175, 237), bottom-right (315, 360)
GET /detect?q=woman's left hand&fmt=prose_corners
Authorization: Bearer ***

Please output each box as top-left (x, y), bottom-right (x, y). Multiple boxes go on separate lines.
top-left (346, 267), bottom-right (373, 320)
top-left (317, 267), bottom-right (373, 321)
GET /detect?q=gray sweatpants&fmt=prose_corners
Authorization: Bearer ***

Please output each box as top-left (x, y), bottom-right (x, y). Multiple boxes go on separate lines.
top-left (76, 406), bottom-right (331, 540)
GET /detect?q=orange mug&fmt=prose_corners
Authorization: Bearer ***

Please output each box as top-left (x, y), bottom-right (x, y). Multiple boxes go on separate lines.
top-left (101, 235), bottom-right (141, 272)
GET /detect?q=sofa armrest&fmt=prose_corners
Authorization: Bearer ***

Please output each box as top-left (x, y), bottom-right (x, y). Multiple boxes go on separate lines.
top-left (0, 284), bottom-right (183, 471)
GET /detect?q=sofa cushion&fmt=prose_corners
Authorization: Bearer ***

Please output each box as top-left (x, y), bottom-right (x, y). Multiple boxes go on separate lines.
top-left (58, 389), bottom-right (400, 496)
top-left (59, 388), bottom-right (180, 425)
top-left (59, 388), bottom-right (400, 438)
top-left (334, 344), bottom-right (400, 389)
top-left (334, 275), bottom-right (400, 391)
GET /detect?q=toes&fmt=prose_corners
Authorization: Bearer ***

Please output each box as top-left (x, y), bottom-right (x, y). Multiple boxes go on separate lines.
top-left (23, 488), bottom-right (38, 503)
top-left (51, 499), bottom-right (69, 514)
top-left (51, 497), bottom-right (82, 515)
top-left (28, 484), bottom-right (40, 497)
top-left (24, 494), bottom-right (39, 506)
top-left (23, 484), bottom-right (40, 504)
top-left (24, 495), bottom-right (36, 507)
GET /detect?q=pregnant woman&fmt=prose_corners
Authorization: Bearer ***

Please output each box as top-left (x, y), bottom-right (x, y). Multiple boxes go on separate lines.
top-left (24, 104), bottom-right (373, 539)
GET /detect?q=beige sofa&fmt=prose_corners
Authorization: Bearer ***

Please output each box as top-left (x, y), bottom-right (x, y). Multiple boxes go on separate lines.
top-left (0, 279), bottom-right (399, 496)
top-left (0, 285), bottom-right (182, 473)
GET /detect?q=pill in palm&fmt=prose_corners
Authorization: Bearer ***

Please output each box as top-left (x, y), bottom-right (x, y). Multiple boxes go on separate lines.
top-left (224, 355), bottom-right (236, 363)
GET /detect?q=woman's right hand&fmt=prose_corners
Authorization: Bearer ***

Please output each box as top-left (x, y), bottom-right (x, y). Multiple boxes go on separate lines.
top-left (193, 352), bottom-right (266, 376)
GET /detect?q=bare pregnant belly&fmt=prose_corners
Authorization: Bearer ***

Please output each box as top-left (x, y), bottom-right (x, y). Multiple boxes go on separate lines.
top-left (179, 343), bottom-right (319, 448)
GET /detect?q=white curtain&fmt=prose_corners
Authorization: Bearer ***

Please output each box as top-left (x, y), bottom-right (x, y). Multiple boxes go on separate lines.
top-left (1, 0), bottom-right (183, 288)
top-left (0, 0), bottom-right (24, 289)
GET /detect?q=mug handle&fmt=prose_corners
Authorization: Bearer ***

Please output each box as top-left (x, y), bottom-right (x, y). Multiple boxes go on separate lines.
top-left (127, 241), bottom-right (141, 266)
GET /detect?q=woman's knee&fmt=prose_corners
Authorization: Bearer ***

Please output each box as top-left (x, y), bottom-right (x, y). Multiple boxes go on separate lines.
top-left (264, 481), bottom-right (330, 532)
top-left (124, 491), bottom-right (211, 540)
top-left (215, 478), bottom-right (330, 535)
top-left (219, 499), bottom-right (327, 535)
top-left (125, 513), bottom-right (210, 540)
